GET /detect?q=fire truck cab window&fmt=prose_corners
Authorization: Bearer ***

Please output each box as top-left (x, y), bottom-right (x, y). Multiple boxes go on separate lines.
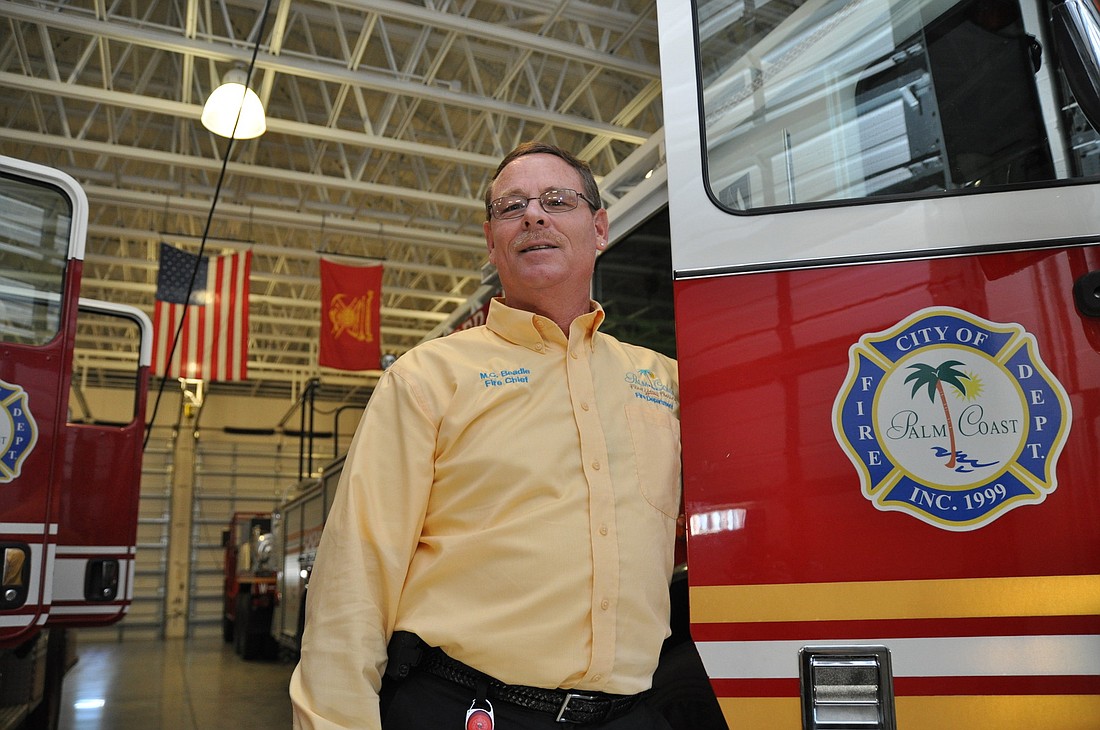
top-left (69, 308), bottom-right (144, 423)
top-left (594, 208), bottom-right (676, 359)
top-left (0, 175), bottom-right (71, 345)
top-left (695, 0), bottom-right (1099, 212)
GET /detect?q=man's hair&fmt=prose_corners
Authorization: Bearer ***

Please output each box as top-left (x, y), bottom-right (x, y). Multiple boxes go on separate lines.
top-left (484, 141), bottom-right (603, 220)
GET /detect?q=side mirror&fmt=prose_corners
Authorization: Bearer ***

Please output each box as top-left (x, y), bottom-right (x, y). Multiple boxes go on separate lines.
top-left (1051, 0), bottom-right (1100, 131)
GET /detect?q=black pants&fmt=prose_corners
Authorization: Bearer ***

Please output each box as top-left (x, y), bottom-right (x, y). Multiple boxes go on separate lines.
top-left (381, 671), bottom-right (673, 730)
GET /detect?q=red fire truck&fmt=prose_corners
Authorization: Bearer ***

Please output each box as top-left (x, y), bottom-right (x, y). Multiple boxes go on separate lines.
top-left (1, 156), bottom-right (150, 729)
top-left (648, 0), bottom-right (1100, 727)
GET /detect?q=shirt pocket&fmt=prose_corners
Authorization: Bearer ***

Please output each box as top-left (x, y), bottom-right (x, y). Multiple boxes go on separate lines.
top-left (625, 402), bottom-right (682, 519)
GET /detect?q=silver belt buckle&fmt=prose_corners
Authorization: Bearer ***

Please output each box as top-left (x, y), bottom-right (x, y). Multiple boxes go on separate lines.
top-left (555, 692), bottom-right (598, 723)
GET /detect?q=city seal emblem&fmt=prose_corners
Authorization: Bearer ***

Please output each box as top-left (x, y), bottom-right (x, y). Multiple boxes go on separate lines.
top-left (832, 307), bottom-right (1071, 531)
top-left (1, 378), bottom-right (39, 484)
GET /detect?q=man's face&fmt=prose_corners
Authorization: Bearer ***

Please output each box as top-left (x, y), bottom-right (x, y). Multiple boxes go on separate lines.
top-left (483, 153), bottom-right (609, 303)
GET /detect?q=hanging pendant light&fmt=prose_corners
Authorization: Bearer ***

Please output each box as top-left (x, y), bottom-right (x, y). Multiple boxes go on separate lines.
top-left (201, 68), bottom-right (267, 139)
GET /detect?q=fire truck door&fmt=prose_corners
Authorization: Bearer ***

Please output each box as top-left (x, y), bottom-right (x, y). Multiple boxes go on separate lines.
top-left (1, 157), bottom-right (88, 643)
top-left (657, 0), bottom-right (1100, 727)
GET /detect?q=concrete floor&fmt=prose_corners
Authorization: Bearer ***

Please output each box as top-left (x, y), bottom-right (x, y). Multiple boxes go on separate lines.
top-left (59, 633), bottom-right (296, 730)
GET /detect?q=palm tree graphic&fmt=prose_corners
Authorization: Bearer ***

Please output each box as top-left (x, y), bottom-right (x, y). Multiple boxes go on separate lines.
top-left (904, 360), bottom-right (971, 469)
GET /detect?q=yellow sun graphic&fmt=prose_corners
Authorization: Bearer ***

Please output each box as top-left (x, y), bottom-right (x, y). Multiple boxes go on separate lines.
top-left (953, 370), bottom-right (984, 401)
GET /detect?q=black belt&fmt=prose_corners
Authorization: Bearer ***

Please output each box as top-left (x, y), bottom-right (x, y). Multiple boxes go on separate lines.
top-left (387, 632), bottom-right (646, 724)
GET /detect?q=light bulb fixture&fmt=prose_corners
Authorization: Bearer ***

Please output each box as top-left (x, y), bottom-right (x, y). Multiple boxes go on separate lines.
top-left (201, 68), bottom-right (267, 139)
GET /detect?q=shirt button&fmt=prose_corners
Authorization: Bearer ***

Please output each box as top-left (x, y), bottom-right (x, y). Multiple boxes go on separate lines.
top-left (591, 461), bottom-right (601, 471)
top-left (581, 402), bottom-right (590, 411)
top-left (534, 343), bottom-right (543, 351)
top-left (599, 525), bottom-right (608, 536)
top-left (600, 599), bottom-right (610, 611)
top-left (592, 675), bottom-right (602, 683)
top-left (570, 350), bottom-right (578, 359)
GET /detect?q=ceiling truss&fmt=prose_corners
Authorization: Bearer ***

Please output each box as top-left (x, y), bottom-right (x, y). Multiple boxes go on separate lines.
top-left (0, 0), bottom-right (664, 403)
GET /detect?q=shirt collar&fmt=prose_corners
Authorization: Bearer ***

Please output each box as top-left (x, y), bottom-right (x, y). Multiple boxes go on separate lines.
top-left (486, 297), bottom-right (605, 352)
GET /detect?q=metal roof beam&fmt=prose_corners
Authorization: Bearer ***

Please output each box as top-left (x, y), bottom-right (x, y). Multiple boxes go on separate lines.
top-left (2, 4), bottom-right (650, 143)
top-left (0, 69), bottom-right (498, 170)
top-left (82, 187), bottom-right (484, 259)
top-left (0, 124), bottom-right (486, 214)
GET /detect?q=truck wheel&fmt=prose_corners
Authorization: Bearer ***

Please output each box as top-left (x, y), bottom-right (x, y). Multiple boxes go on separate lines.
top-left (236, 592), bottom-right (275, 660)
top-left (235, 591), bottom-right (252, 658)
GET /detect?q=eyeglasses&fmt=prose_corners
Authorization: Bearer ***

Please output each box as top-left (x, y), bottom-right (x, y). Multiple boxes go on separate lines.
top-left (487, 188), bottom-right (597, 220)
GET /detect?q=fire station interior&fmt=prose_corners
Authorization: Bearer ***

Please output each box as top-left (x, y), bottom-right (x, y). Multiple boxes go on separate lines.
top-left (4, 0), bottom-right (1095, 728)
top-left (1, 1), bottom-right (689, 728)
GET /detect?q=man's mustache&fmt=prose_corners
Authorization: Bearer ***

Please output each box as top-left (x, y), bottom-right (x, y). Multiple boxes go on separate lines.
top-left (511, 230), bottom-right (565, 251)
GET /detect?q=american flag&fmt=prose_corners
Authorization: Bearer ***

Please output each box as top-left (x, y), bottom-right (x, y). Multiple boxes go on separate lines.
top-left (152, 242), bottom-right (251, 381)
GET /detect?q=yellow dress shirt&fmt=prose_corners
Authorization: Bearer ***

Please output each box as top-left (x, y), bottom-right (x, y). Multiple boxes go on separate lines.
top-left (291, 298), bottom-right (680, 729)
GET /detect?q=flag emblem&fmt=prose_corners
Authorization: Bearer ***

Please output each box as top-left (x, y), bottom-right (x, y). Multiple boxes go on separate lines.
top-left (328, 292), bottom-right (376, 343)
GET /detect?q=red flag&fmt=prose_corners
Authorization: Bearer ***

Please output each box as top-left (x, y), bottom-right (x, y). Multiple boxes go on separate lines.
top-left (152, 243), bottom-right (251, 381)
top-left (319, 260), bottom-right (382, 371)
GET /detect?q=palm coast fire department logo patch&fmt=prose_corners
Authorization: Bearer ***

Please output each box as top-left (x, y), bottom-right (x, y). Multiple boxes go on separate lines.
top-left (625, 369), bottom-right (677, 410)
top-left (0, 379), bottom-right (38, 484)
top-left (833, 307), bottom-right (1071, 531)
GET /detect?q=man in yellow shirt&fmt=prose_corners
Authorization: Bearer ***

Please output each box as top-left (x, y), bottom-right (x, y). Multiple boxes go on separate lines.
top-left (290, 142), bottom-right (680, 729)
